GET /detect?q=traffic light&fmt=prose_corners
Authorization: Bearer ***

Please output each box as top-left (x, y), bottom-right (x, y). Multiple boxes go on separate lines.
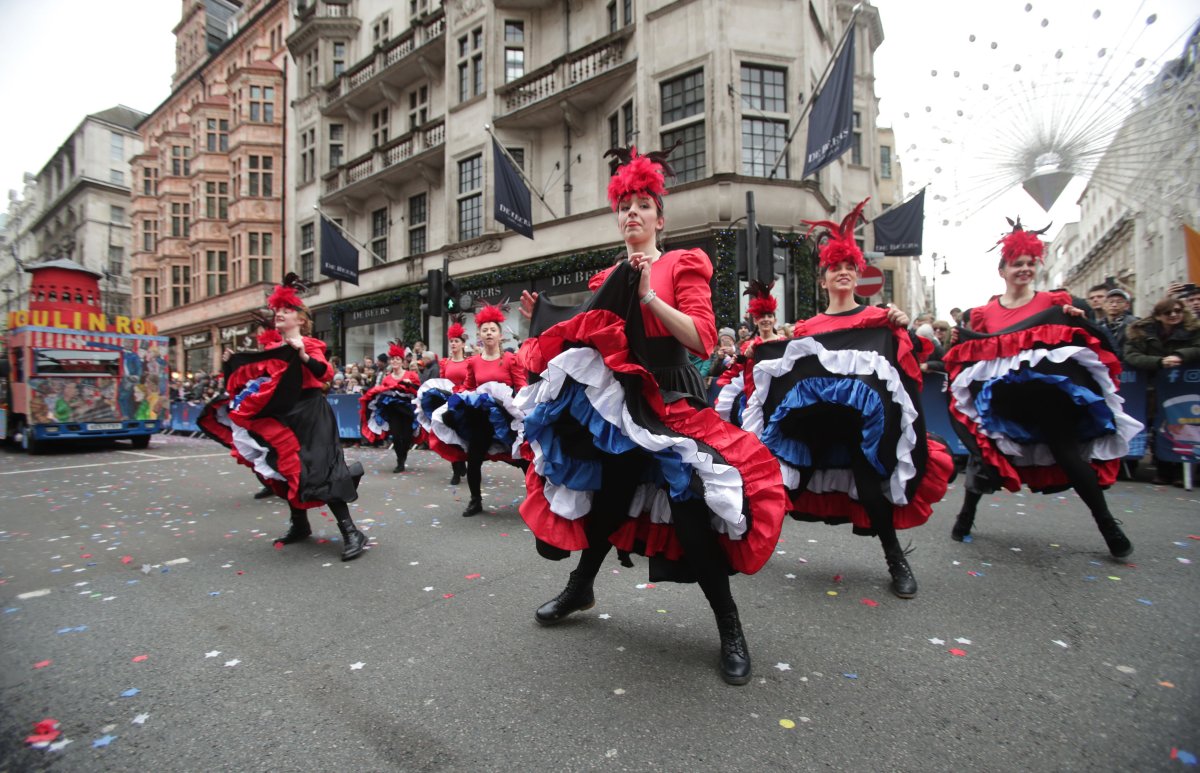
top-left (736, 225), bottom-right (776, 281)
top-left (444, 277), bottom-right (461, 313)
top-left (420, 268), bottom-right (443, 317)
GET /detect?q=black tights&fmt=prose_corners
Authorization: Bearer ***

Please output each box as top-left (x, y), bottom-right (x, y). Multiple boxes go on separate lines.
top-left (959, 436), bottom-right (1112, 524)
top-left (850, 453), bottom-right (902, 555)
top-left (465, 412), bottom-right (493, 501)
top-left (570, 453), bottom-right (736, 616)
top-left (291, 500), bottom-right (353, 527)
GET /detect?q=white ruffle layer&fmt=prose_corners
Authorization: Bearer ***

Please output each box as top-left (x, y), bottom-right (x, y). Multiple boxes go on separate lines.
top-left (714, 375), bottom-right (744, 423)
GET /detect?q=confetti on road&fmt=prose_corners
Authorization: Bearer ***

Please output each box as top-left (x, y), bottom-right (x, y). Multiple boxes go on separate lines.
top-left (120, 688), bottom-right (140, 697)
top-left (205, 650), bottom-right (221, 658)
top-left (1053, 640), bottom-right (1069, 648)
top-left (224, 659), bottom-right (240, 667)
top-left (774, 663), bottom-right (792, 671)
top-left (17, 589), bottom-right (51, 600)
top-left (779, 719), bottom-right (796, 729)
top-left (948, 649), bottom-right (967, 657)
top-left (131, 654), bottom-right (149, 662)
top-left (860, 599), bottom-right (878, 607)
top-left (843, 673), bottom-right (858, 679)
top-left (350, 662), bottom-right (365, 670)
top-left (929, 638), bottom-right (945, 645)
top-left (1116, 665), bottom-right (1136, 674)
top-left (1159, 681), bottom-right (1175, 688)
top-left (92, 734), bottom-right (116, 749)
top-left (33, 660), bottom-right (52, 669)
top-left (598, 613), bottom-right (611, 620)
top-left (132, 713), bottom-right (150, 725)
top-left (955, 637), bottom-right (972, 645)
top-left (1171, 748), bottom-right (1197, 765)
top-left (613, 688), bottom-right (626, 695)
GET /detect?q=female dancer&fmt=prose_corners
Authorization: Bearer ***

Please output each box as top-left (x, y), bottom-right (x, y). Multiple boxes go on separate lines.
top-left (426, 305), bottom-right (526, 517)
top-left (944, 219), bottom-right (1140, 558)
top-left (436, 314), bottom-right (472, 482)
top-left (202, 275), bottom-right (368, 561)
top-left (516, 147), bottom-right (786, 685)
top-left (715, 281), bottom-right (785, 426)
top-left (359, 342), bottom-right (420, 472)
top-left (741, 200), bottom-right (952, 598)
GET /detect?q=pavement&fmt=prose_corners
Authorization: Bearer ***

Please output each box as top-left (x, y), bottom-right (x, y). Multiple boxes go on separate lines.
top-left (0, 434), bottom-right (1197, 772)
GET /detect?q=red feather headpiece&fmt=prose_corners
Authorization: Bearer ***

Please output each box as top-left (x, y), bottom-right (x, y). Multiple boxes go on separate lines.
top-left (266, 272), bottom-right (309, 311)
top-left (801, 199), bottom-right (868, 271)
top-left (745, 279), bottom-right (777, 318)
top-left (256, 328), bottom-right (282, 348)
top-left (605, 145), bottom-right (676, 211)
top-left (474, 303), bottom-right (506, 326)
top-left (446, 323), bottom-right (466, 341)
top-left (388, 341), bottom-right (406, 359)
top-left (996, 217), bottom-right (1049, 263)
top-left (803, 198), bottom-right (870, 271)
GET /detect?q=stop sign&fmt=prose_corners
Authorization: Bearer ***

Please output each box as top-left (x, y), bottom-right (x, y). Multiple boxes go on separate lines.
top-left (858, 265), bottom-right (885, 296)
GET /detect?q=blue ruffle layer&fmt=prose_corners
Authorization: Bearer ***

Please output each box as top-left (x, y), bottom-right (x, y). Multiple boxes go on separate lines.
top-left (231, 376), bottom-right (271, 411)
top-left (760, 377), bottom-right (887, 474)
top-left (445, 391), bottom-right (518, 447)
top-left (523, 380), bottom-right (695, 500)
top-left (975, 368), bottom-right (1117, 443)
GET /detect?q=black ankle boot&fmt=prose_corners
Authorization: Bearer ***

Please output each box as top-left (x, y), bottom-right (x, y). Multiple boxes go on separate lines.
top-left (274, 512), bottom-right (312, 545)
top-left (393, 461), bottom-right (406, 473)
top-left (450, 472), bottom-right (462, 485)
top-left (951, 510), bottom-right (975, 541)
top-left (535, 570), bottom-right (596, 625)
top-left (338, 522), bottom-right (368, 561)
top-left (715, 609), bottom-right (752, 685)
top-left (254, 485), bottom-right (275, 500)
top-left (1097, 517), bottom-right (1133, 559)
top-left (462, 498), bottom-right (483, 517)
top-left (885, 548), bottom-right (918, 599)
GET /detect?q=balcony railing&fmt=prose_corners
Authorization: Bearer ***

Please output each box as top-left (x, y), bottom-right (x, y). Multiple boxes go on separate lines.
top-left (324, 10), bottom-right (446, 107)
top-left (497, 28), bottom-right (632, 116)
top-left (295, 0), bottom-right (351, 20)
top-left (323, 118), bottom-right (445, 196)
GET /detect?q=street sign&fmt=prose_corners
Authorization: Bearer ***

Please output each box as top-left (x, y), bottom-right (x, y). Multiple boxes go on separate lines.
top-left (858, 265), bottom-right (885, 296)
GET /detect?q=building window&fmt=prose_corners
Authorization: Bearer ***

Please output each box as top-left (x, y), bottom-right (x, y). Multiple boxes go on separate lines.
top-left (851, 111), bottom-right (862, 165)
top-left (171, 145), bottom-right (191, 176)
top-left (248, 156), bottom-right (273, 197)
top-left (142, 167), bottom-right (158, 195)
top-left (248, 231), bottom-right (273, 283)
top-left (370, 207), bottom-right (389, 264)
top-left (303, 47), bottom-right (319, 93)
top-left (300, 222), bottom-right (315, 282)
top-left (142, 218), bottom-right (158, 252)
top-left (880, 144), bottom-right (892, 179)
top-left (108, 245), bottom-right (124, 276)
top-left (624, 0), bottom-right (633, 24)
top-left (457, 27), bottom-right (484, 102)
top-left (609, 100), bottom-right (635, 148)
top-left (248, 85), bottom-right (275, 123)
top-left (110, 132), bottom-right (125, 162)
top-left (504, 21), bottom-right (525, 83)
top-left (457, 154), bottom-right (483, 240)
top-left (300, 127), bottom-right (316, 184)
top-left (408, 86), bottom-right (428, 131)
top-left (372, 14), bottom-right (390, 45)
top-left (171, 264), bottom-right (191, 306)
top-left (371, 107), bottom-right (389, 148)
top-left (409, 193), bottom-right (427, 255)
top-left (608, 0), bottom-right (634, 32)
top-left (332, 41), bottom-right (347, 77)
top-left (205, 118), bottom-right (229, 152)
top-left (607, 2), bottom-right (617, 32)
top-left (205, 181), bottom-right (229, 218)
top-left (110, 205), bottom-right (125, 224)
top-left (740, 65), bottom-right (789, 178)
top-left (660, 70), bottom-right (705, 182)
top-left (110, 169), bottom-right (124, 185)
top-left (410, 0), bottom-right (428, 18)
top-left (328, 123), bottom-right (345, 169)
top-left (142, 276), bottom-right (158, 316)
top-left (170, 202), bottom-right (191, 237)
top-left (206, 250), bottom-right (228, 295)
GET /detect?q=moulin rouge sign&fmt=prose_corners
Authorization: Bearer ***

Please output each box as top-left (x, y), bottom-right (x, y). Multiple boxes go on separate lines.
top-left (7, 309), bottom-right (160, 336)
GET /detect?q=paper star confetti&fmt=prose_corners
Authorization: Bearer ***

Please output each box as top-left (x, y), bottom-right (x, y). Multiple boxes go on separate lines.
top-left (861, 599), bottom-right (878, 607)
top-left (350, 662), bottom-right (365, 670)
top-left (929, 638), bottom-right (945, 645)
top-left (598, 613), bottom-right (611, 620)
top-left (224, 659), bottom-right (240, 667)
top-left (948, 649), bottom-right (967, 657)
top-left (92, 734), bottom-right (116, 748)
top-left (785, 573), bottom-right (797, 579)
top-left (205, 651), bottom-right (221, 658)
top-left (132, 713), bottom-right (150, 725)
top-left (955, 637), bottom-right (972, 645)
top-left (774, 663), bottom-right (792, 671)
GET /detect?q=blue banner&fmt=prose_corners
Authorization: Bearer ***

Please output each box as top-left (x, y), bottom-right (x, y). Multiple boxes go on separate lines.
top-left (1153, 366), bottom-right (1200, 463)
top-left (492, 138), bottom-right (534, 239)
top-left (169, 402), bottom-right (203, 433)
top-left (872, 188), bottom-right (925, 257)
top-left (803, 29), bottom-right (856, 178)
top-left (320, 217), bottom-right (360, 285)
top-left (1117, 369), bottom-right (1149, 459)
top-left (919, 372), bottom-right (968, 457)
top-left (326, 393), bottom-right (363, 440)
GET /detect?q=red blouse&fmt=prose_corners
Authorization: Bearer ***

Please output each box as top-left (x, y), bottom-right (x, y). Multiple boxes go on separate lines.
top-left (463, 351), bottom-right (527, 390)
top-left (588, 249), bottom-right (718, 358)
top-left (969, 291), bottom-right (1072, 334)
top-left (440, 356), bottom-right (470, 388)
top-left (381, 370), bottom-right (420, 389)
top-left (296, 338), bottom-right (332, 389)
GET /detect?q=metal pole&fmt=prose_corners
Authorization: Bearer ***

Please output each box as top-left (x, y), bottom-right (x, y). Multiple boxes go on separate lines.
top-left (746, 191), bottom-right (757, 288)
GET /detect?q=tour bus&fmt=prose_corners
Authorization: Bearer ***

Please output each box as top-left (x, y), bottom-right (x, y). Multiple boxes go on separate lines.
top-left (2, 258), bottom-right (169, 453)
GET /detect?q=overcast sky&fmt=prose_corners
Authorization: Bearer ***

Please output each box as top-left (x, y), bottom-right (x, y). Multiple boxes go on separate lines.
top-left (2, 0), bottom-right (1196, 315)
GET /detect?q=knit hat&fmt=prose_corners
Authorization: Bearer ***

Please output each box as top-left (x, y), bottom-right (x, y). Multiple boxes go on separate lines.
top-left (718, 327), bottom-right (736, 341)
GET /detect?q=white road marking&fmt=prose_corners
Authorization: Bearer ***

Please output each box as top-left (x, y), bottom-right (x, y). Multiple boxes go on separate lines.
top-left (115, 450), bottom-right (171, 460)
top-left (0, 453), bottom-right (228, 476)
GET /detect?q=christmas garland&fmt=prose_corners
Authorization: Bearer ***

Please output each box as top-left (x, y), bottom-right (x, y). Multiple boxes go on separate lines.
top-left (713, 229), bottom-right (820, 326)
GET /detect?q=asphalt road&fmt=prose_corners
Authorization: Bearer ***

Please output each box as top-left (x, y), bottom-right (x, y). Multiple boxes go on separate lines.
top-left (0, 434), bottom-right (1197, 772)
